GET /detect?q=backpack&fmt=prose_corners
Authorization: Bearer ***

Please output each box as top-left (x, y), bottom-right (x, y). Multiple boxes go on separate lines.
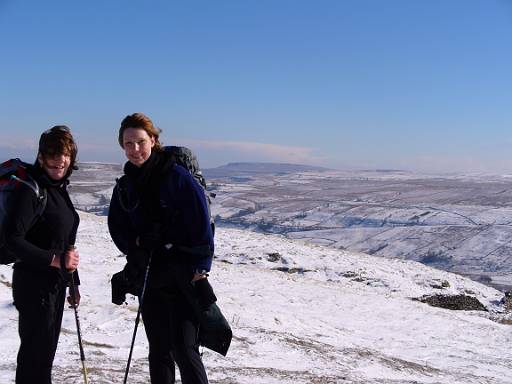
top-left (0, 159), bottom-right (47, 264)
top-left (164, 146), bottom-right (215, 232)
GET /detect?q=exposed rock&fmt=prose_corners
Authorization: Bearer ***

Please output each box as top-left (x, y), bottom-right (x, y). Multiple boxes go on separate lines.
top-left (288, 267), bottom-right (310, 274)
top-left (501, 291), bottom-right (512, 312)
top-left (414, 294), bottom-right (487, 312)
top-left (431, 280), bottom-right (450, 289)
top-left (267, 252), bottom-right (282, 262)
top-left (0, 274), bottom-right (12, 288)
top-left (272, 267), bottom-right (312, 274)
top-left (343, 271), bottom-right (358, 279)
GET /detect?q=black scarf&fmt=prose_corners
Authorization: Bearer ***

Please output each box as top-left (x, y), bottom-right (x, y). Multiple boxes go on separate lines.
top-left (123, 150), bottom-right (175, 223)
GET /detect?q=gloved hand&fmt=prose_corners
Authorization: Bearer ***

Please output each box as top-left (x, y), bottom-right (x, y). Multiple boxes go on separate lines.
top-left (67, 286), bottom-right (81, 308)
top-left (136, 230), bottom-right (164, 251)
top-left (194, 278), bottom-right (217, 310)
top-left (111, 262), bottom-right (144, 305)
top-left (126, 248), bottom-right (150, 271)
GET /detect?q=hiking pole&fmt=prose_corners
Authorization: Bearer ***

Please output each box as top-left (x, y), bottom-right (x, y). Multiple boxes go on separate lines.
top-left (67, 246), bottom-right (89, 384)
top-left (123, 252), bottom-right (153, 384)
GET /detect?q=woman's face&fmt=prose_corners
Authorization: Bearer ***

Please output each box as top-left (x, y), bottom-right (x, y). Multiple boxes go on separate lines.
top-left (122, 127), bottom-right (155, 167)
top-left (38, 153), bottom-right (71, 181)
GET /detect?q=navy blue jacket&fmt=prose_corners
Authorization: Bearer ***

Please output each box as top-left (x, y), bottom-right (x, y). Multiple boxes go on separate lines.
top-left (108, 151), bottom-right (214, 272)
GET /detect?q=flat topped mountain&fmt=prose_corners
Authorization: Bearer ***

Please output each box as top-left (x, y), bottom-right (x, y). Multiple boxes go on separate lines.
top-left (204, 162), bottom-right (330, 178)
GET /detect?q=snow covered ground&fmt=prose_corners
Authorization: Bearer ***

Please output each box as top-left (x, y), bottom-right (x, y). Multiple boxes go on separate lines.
top-left (1, 212), bottom-right (511, 383)
top-left (209, 169), bottom-right (512, 290)
top-left (68, 163), bottom-right (512, 291)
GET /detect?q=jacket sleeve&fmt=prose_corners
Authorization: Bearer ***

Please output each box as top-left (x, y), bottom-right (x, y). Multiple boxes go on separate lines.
top-left (4, 184), bottom-right (56, 267)
top-left (108, 186), bottom-right (137, 255)
top-left (168, 166), bottom-right (214, 271)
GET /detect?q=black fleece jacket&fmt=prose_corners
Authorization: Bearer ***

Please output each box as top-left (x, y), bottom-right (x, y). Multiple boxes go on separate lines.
top-left (4, 164), bottom-right (80, 283)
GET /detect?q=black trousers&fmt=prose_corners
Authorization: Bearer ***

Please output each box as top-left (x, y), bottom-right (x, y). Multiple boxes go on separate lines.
top-left (12, 268), bottom-right (66, 384)
top-left (141, 286), bottom-right (208, 384)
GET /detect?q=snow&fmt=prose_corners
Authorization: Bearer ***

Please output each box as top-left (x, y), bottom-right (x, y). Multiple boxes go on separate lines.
top-left (66, 163), bottom-right (512, 290)
top-left (1, 211), bottom-right (511, 383)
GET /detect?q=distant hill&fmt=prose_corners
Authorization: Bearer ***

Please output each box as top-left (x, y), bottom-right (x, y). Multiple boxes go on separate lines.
top-left (204, 162), bottom-right (330, 179)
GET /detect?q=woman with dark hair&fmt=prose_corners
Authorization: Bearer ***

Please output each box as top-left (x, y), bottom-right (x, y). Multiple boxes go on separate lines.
top-left (4, 125), bottom-right (81, 384)
top-left (108, 112), bottom-right (213, 384)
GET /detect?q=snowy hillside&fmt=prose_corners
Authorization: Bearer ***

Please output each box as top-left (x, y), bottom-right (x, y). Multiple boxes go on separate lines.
top-left (1, 212), bottom-right (511, 383)
top-left (210, 169), bottom-right (512, 291)
top-left (69, 163), bottom-right (512, 291)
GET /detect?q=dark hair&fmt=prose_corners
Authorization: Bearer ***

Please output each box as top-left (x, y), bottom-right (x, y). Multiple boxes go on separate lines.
top-left (118, 113), bottom-right (163, 150)
top-left (38, 125), bottom-right (78, 175)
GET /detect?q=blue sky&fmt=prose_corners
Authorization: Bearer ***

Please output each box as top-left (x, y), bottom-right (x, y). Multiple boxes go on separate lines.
top-left (1, 0), bottom-right (512, 173)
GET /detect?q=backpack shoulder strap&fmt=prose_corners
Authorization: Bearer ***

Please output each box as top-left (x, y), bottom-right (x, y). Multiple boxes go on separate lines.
top-left (10, 173), bottom-right (41, 197)
top-left (20, 176), bottom-right (47, 225)
top-left (115, 175), bottom-right (140, 213)
top-left (34, 186), bottom-right (47, 217)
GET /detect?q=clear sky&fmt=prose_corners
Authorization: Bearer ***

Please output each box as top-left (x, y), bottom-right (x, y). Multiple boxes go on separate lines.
top-left (1, 0), bottom-right (512, 173)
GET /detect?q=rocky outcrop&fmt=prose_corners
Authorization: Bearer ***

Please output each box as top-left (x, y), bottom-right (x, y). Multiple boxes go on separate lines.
top-left (501, 291), bottom-right (512, 312)
top-left (414, 294), bottom-right (487, 311)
